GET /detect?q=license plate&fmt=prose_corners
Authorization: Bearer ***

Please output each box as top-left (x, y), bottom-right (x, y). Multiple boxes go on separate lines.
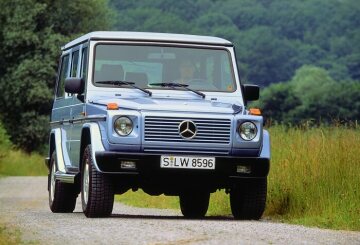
top-left (160, 156), bottom-right (215, 170)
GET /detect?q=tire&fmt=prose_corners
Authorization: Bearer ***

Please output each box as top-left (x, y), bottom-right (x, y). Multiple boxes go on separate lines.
top-left (230, 178), bottom-right (267, 220)
top-left (48, 152), bottom-right (77, 213)
top-left (81, 145), bottom-right (114, 218)
top-left (179, 191), bottom-right (210, 219)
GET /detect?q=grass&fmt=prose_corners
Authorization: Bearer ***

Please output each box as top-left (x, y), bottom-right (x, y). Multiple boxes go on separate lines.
top-left (0, 224), bottom-right (22, 245)
top-left (266, 126), bottom-right (360, 230)
top-left (116, 189), bottom-right (232, 216)
top-left (0, 149), bottom-right (47, 177)
top-left (116, 126), bottom-right (360, 231)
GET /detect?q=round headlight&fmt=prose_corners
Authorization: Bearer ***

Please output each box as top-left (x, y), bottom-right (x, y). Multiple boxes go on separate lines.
top-left (238, 122), bottom-right (257, 141)
top-left (114, 116), bottom-right (133, 136)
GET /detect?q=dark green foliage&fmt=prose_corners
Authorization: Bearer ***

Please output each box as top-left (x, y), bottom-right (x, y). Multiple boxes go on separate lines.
top-left (111, 0), bottom-right (360, 85)
top-left (0, 0), bottom-right (113, 151)
top-left (255, 66), bottom-right (360, 124)
top-left (111, 0), bottom-right (360, 124)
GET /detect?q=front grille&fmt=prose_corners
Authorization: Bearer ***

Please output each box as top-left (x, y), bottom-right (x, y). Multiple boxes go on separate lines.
top-left (144, 116), bottom-right (231, 144)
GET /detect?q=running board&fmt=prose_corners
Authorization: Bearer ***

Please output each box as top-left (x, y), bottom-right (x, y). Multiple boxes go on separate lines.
top-left (55, 171), bottom-right (76, 184)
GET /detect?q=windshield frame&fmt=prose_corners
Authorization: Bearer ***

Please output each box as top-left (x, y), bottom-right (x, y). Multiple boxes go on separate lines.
top-left (91, 41), bottom-right (238, 93)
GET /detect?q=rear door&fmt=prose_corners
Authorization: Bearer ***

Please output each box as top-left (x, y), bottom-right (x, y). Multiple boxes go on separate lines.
top-left (52, 52), bottom-right (72, 167)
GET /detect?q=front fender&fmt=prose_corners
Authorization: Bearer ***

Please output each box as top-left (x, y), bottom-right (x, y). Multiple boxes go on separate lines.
top-left (82, 123), bottom-right (105, 172)
top-left (260, 129), bottom-right (270, 159)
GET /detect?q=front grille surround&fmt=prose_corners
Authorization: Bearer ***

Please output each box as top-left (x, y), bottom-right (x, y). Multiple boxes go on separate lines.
top-left (144, 116), bottom-right (231, 145)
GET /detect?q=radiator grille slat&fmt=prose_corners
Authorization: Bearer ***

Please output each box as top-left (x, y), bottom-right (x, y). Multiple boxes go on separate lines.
top-left (144, 116), bottom-right (231, 144)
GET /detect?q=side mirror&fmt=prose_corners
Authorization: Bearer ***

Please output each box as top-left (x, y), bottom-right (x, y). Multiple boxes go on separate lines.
top-left (65, 78), bottom-right (84, 94)
top-left (243, 84), bottom-right (260, 101)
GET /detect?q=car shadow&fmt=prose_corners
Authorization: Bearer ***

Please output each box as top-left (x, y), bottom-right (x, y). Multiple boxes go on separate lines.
top-left (110, 213), bottom-right (236, 221)
top-left (72, 211), bottom-right (261, 221)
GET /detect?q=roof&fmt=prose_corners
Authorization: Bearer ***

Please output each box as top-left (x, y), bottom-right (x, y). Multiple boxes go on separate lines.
top-left (62, 31), bottom-right (233, 50)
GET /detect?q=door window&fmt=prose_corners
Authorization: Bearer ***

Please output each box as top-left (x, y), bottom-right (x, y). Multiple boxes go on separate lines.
top-left (71, 50), bottom-right (80, 77)
top-left (56, 54), bottom-right (70, 98)
top-left (81, 47), bottom-right (88, 79)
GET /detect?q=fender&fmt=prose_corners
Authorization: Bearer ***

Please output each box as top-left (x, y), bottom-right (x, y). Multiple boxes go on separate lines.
top-left (82, 122), bottom-right (105, 172)
top-left (260, 129), bottom-right (271, 159)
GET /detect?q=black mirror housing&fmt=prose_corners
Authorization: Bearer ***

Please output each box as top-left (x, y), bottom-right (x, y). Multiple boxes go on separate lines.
top-left (243, 84), bottom-right (260, 101)
top-left (65, 78), bottom-right (84, 94)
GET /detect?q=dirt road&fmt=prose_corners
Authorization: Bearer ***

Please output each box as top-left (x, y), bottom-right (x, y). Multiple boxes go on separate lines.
top-left (0, 177), bottom-right (359, 244)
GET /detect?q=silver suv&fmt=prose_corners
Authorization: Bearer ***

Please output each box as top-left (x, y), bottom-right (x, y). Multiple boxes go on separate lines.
top-left (46, 32), bottom-right (270, 219)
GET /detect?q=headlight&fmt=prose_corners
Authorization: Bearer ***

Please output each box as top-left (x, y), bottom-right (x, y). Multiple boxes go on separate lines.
top-left (114, 116), bottom-right (133, 136)
top-left (238, 122), bottom-right (257, 141)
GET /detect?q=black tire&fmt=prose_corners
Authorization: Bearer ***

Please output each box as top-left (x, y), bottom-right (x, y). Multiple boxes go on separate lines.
top-left (179, 191), bottom-right (210, 219)
top-left (230, 178), bottom-right (267, 220)
top-left (48, 152), bottom-right (77, 213)
top-left (81, 145), bottom-right (114, 218)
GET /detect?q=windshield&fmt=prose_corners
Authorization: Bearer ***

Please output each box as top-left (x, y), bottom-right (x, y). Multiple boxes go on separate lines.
top-left (93, 44), bottom-right (237, 92)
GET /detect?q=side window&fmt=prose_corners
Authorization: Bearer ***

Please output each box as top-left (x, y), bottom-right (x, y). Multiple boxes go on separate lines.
top-left (56, 55), bottom-right (70, 98)
top-left (71, 50), bottom-right (80, 77)
top-left (81, 47), bottom-right (88, 78)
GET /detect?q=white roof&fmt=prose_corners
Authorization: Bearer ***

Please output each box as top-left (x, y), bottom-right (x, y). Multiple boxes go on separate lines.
top-left (62, 31), bottom-right (233, 50)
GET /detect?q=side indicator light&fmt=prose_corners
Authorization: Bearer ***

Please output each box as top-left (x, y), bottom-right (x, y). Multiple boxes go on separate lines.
top-left (249, 108), bottom-right (261, 115)
top-left (107, 103), bottom-right (119, 110)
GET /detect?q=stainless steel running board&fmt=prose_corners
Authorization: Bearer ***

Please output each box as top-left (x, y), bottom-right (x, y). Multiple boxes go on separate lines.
top-left (55, 171), bottom-right (76, 184)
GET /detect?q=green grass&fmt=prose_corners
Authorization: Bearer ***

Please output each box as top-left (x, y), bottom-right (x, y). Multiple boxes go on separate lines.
top-left (0, 149), bottom-right (47, 176)
top-left (116, 126), bottom-right (360, 231)
top-left (0, 123), bottom-right (47, 177)
top-left (116, 189), bottom-right (231, 216)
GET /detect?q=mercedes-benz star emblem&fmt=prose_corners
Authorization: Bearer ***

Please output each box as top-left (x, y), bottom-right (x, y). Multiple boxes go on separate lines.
top-left (178, 120), bottom-right (197, 139)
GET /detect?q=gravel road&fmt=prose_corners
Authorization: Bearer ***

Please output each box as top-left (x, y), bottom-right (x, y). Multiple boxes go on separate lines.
top-left (0, 177), bottom-right (359, 245)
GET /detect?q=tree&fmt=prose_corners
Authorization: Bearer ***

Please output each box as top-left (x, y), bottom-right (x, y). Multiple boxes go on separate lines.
top-left (0, 0), bottom-right (113, 151)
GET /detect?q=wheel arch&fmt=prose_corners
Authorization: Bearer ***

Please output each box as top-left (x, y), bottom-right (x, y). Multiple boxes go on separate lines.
top-left (79, 123), bottom-right (105, 173)
top-left (79, 127), bottom-right (91, 172)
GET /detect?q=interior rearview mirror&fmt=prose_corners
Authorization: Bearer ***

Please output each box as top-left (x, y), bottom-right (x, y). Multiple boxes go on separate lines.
top-left (65, 78), bottom-right (84, 94)
top-left (243, 84), bottom-right (260, 101)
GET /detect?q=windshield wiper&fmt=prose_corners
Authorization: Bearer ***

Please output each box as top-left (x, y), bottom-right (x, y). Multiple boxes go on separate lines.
top-left (97, 80), bottom-right (152, 96)
top-left (150, 82), bottom-right (205, 99)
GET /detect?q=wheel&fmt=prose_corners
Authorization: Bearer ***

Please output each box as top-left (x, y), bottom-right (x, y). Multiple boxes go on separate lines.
top-left (179, 191), bottom-right (210, 219)
top-left (48, 152), bottom-right (77, 213)
top-left (81, 145), bottom-right (114, 218)
top-left (230, 178), bottom-right (267, 220)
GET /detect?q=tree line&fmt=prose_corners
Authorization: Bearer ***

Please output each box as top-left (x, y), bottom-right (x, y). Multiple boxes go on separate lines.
top-left (0, 0), bottom-right (359, 151)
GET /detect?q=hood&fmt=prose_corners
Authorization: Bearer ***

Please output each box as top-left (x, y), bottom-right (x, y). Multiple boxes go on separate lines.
top-left (92, 96), bottom-right (242, 114)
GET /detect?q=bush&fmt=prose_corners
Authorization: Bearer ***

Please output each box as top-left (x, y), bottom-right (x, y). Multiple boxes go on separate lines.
top-left (0, 123), bottom-right (12, 158)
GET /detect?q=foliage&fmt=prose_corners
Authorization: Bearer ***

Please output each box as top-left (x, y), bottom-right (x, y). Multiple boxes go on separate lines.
top-left (0, 0), bottom-right (113, 152)
top-left (111, 0), bottom-right (360, 85)
top-left (0, 123), bottom-right (12, 162)
top-left (255, 66), bottom-right (360, 124)
top-left (116, 126), bottom-right (360, 231)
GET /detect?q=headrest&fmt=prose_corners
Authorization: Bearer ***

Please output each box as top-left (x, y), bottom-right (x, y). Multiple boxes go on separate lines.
top-left (96, 64), bottom-right (124, 81)
top-left (125, 72), bottom-right (148, 87)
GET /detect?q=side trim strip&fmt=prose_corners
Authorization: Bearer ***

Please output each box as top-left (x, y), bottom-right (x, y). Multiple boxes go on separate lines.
top-left (50, 116), bottom-right (106, 126)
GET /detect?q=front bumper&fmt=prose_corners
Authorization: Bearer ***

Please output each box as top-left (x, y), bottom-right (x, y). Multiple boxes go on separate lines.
top-left (95, 151), bottom-right (269, 180)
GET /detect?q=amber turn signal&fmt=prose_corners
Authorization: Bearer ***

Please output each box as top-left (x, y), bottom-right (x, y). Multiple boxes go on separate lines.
top-left (107, 103), bottom-right (119, 110)
top-left (249, 108), bottom-right (261, 115)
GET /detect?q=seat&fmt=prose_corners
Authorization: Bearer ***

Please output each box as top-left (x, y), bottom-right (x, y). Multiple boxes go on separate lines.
top-left (125, 72), bottom-right (148, 88)
top-left (94, 64), bottom-right (124, 82)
